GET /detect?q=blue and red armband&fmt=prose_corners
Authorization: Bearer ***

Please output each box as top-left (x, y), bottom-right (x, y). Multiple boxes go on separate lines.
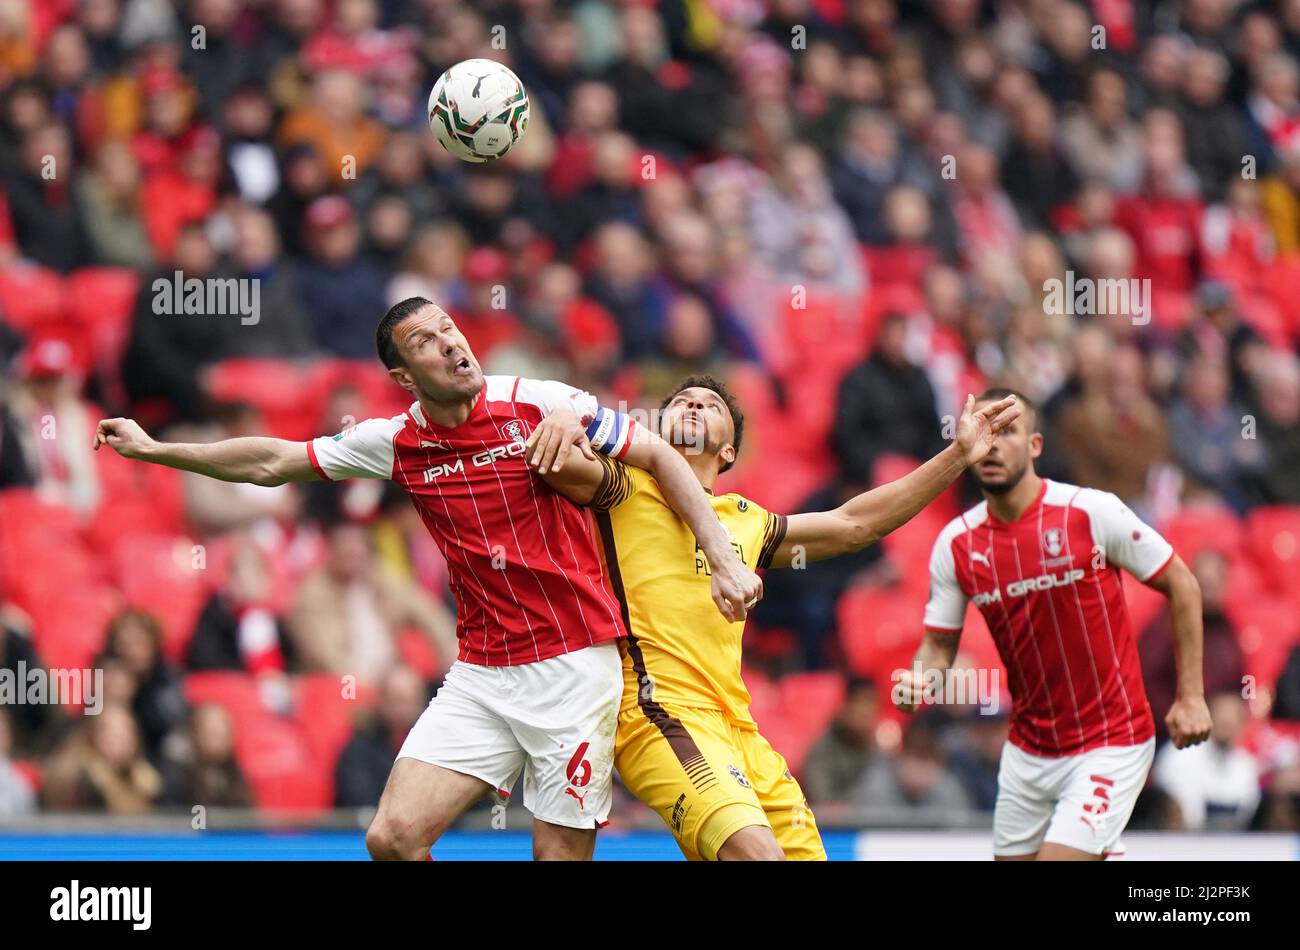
top-left (583, 406), bottom-right (636, 459)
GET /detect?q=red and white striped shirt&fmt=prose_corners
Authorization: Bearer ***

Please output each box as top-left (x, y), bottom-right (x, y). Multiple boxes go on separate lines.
top-left (308, 376), bottom-right (632, 666)
top-left (924, 480), bottom-right (1173, 757)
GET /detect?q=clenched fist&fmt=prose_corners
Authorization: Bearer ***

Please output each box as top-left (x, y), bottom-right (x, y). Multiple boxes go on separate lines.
top-left (93, 418), bottom-right (155, 459)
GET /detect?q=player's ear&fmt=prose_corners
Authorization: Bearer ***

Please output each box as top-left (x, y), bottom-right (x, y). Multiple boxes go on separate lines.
top-left (720, 443), bottom-right (736, 467)
top-left (388, 364), bottom-right (416, 394)
top-left (1028, 430), bottom-right (1044, 459)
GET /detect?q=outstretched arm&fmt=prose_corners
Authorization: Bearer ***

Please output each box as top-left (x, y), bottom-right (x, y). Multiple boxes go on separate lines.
top-left (93, 417), bottom-right (318, 487)
top-left (1146, 556), bottom-right (1212, 749)
top-left (769, 394), bottom-right (1021, 567)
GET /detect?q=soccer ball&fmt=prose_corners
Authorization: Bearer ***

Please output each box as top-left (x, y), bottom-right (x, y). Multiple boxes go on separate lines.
top-left (427, 59), bottom-right (530, 163)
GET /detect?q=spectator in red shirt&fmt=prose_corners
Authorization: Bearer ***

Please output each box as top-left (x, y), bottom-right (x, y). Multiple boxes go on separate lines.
top-left (140, 124), bottom-right (220, 260)
top-left (546, 80), bottom-right (618, 202)
top-left (1114, 109), bottom-right (1204, 307)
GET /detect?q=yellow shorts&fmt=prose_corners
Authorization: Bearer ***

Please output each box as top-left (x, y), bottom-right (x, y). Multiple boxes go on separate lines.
top-left (615, 702), bottom-right (825, 861)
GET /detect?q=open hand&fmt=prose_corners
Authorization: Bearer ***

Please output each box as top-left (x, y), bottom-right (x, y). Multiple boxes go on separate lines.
top-left (955, 394), bottom-right (1021, 466)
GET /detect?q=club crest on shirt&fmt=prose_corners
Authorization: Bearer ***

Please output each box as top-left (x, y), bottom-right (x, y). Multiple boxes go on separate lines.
top-left (503, 420), bottom-right (525, 444)
top-left (1043, 528), bottom-right (1063, 557)
top-left (729, 764), bottom-right (751, 789)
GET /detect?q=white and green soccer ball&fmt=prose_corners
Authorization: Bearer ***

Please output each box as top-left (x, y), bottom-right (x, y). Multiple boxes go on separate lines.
top-left (427, 58), bottom-right (530, 163)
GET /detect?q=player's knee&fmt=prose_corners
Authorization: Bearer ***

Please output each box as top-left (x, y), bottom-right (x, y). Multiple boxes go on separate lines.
top-left (365, 817), bottom-right (406, 860)
top-left (716, 825), bottom-right (785, 861)
top-left (366, 811), bottom-right (438, 861)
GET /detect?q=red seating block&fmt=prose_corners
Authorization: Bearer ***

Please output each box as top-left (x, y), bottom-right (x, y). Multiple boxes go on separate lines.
top-left (1226, 594), bottom-right (1300, 690)
top-left (0, 264), bottom-right (66, 330)
top-left (184, 672), bottom-right (265, 725)
top-left (110, 534), bottom-right (208, 659)
top-left (396, 627), bottom-right (442, 681)
top-left (293, 673), bottom-right (372, 767)
top-left (64, 267), bottom-right (140, 376)
top-left (206, 358), bottom-right (309, 440)
top-left (1159, 505), bottom-right (1244, 564)
top-left (778, 671), bottom-right (845, 739)
top-left (28, 584), bottom-right (120, 673)
top-left (1244, 506), bottom-right (1300, 595)
top-left (233, 714), bottom-right (333, 813)
top-left (837, 585), bottom-right (924, 686)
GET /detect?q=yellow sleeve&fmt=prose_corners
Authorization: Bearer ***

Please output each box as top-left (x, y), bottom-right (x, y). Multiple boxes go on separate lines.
top-left (757, 510), bottom-right (788, 569)
top-left (590, 455), bottom-right (650, 511)
top-left (736, 497), bottom-right (787, 569)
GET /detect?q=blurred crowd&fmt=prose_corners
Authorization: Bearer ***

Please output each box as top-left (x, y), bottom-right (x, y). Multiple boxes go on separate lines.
top-left (1, 0), bottom-right (1300, 829)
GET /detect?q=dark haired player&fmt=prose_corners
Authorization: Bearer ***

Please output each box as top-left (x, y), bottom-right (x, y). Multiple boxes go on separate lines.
top-left (899, 388), bottom-right (1212, 860)
top-left (524, 375), bottom-right (1021, 859)
top-left (94, 298), bottom-right (761, 860)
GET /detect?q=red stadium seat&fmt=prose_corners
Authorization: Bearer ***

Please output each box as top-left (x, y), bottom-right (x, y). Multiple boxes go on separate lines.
top-left (65, 267), bottom-right (140, 326)
top-left (1244, 506), bottom-right (1300, 595)
top-left (293, 673), bottom-right (372, 767)
top-left (185, 672), bottom-right (266, 727)
top-left (110, 534), bottom-right (209, 659)
top-left (28, 584), bottom-right (121, 673)
top-left (752, 714), bottom-right (816, 776)
top-left (778, 671), bottom-right (845, 739)
top-left (206, 359), bottom-right (310, 440)
top-left (0, 491), bottom-right (106, 615)
top-left (1226, 594), bottom-right (1300, 690)
top-left (726, 451), bottom-right (828, 519)
top-left (744, 665), bottom-right (816, 772)
top-left (0, 264), bottom-right (66, 330)
top-left (89, 449), bottom-right (187, 548)
top-left (233, 714), bottom-right (333, 813)
top-left (1158, 505), bottom-right (1244, 564)
top-left (64, 267), bottom-right (141, 404)
top-left (0, 489), bottom-right (82, 543)
top-left (396, 627), bottom-right (442, 681)
top-left (837, 585), bottom-right (925, 685)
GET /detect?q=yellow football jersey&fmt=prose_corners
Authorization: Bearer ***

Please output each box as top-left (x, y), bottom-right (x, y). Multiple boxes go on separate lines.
top-left (590, 455), bottom-right (786, 730)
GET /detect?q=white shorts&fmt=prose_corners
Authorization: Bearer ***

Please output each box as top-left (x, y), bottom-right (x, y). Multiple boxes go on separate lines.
top-left (397, 641), bottom-right (622, 830)
top-left (993, 738), bottom-right (1155, 858)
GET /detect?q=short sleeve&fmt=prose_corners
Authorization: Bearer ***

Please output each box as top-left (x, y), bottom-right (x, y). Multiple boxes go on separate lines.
top-left (527, 378), bottom-right (600, 420)
top-left (923, 532), bottom-right (968, 632)
top-left (756, 509), bottom-right (788, 570)
top-left (308, 416), bottom-right (403, 481)
top-left (1083, 490), bottom-right (1175, 582)
top-left (590, 455), bottom-right (648, 511)
top-left (514, 377), bottom-right (635, 454)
